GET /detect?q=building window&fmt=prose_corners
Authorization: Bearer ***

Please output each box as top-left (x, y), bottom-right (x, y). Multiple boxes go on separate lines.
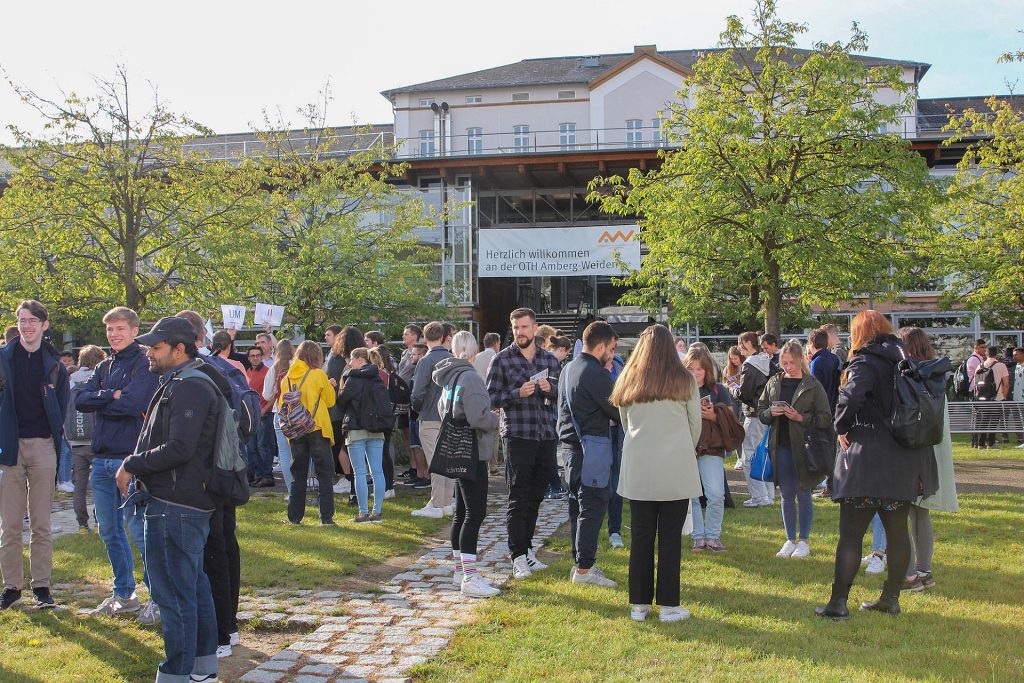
top-left (419, 130), bottom-right (435, 156)
top-left (511, 92), bottom-right (530, 102)
top-left (557, 90), bottom-right (576, 99)
top-left (467, 127), bottom-right (483, 155)
top-left (418, 98), bottom-right (435, 107)
top-left (513, 125), bottom-right (530, 152)
top-left (559, 123), bottom-right (576, 151)
top-left (652, 118), bottom-right (664, 146)
top-left (465, 95), bottom-right (482, 104)
top-left (626, 119), bottom-right (643, 148)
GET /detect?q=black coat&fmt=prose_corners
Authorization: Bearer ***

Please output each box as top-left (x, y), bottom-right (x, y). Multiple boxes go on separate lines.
top-left (326, 354), bottom-right (347, 422)
top-left (832, 335), bottom-right (938, 501)
top-left (337, 364), bottom-right (384, 432)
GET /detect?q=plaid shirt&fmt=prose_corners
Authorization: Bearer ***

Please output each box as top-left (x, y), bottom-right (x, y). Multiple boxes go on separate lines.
top-left (486, 343), bottom-right (561, 441)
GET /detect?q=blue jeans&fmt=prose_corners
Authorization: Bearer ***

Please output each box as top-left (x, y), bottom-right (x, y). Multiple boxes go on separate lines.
top-left (58, 438), bottom-right (73, 484)
top-left (91, 458), bottom-right (147, 597)
top-left (606, 425), bottom-right (624, 536)
top-left (142, 496), bottom-right (217, 683)
top-left (348, 437), bottom-right (385, 515)
top-left (691, 455), bottom-right (726, 541)
top-left (871, 513), bottom-right (887, 552)
top-left (274, 416), bottom-right (293, 492)
top-left (245, 413), bottom-right (275, 480)
top-left (776, 446), bottom-right (813, 541)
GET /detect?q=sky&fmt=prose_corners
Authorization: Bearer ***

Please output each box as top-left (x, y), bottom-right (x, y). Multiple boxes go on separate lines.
top-left (0, 0), bottom-right (1020, 143)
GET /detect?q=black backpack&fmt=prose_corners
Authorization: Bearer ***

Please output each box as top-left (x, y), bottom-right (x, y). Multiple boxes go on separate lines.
top-left (387, 371), bottom-right (412, 407)
top-left (65, 376), bottom-right (96, 444)
top-left (360, 379), bottom-right (397, 432)
top-left (974, 364), bottom-right (999, 400)
top-left (889, 355), bottom-right (950, 450)
top-left (953, 357), bottom-right (977, 398)
top-left (203, 355), bottom-right (262, 441)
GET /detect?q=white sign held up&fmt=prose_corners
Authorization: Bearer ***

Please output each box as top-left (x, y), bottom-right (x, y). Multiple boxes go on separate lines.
top-left (254, 303), bottom-right (285, 327)
top-left (221, 305), bottom-right (247, 330)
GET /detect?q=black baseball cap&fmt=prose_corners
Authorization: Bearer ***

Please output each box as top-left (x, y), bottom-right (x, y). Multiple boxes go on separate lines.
top-left (136, 317), bottom-right (198, 347)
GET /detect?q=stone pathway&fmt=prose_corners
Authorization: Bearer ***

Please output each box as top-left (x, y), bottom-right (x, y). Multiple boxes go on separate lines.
top-left (239, 493), bottom-right (568, 683)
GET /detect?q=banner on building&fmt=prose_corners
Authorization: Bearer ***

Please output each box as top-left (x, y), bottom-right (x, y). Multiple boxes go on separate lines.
top-left (478, 226), bottom-right (641, 278)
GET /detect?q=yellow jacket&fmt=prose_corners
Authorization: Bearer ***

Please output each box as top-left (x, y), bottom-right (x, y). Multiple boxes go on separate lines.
top-left (278, 359), bottom-right (337, 445)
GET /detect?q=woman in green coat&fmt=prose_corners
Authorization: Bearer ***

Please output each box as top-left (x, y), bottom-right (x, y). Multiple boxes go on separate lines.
top-left (757, 340), bottom-right (833, 559)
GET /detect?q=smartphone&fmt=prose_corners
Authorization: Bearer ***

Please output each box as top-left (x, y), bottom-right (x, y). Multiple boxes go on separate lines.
top-left (701, 396), bottom-right (713, 407)
top-left (772, 401), bottom-right (791, 410)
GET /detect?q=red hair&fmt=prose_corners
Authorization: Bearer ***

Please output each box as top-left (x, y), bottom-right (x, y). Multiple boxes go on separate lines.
top-left (849, 310), bottom-right (893, 355)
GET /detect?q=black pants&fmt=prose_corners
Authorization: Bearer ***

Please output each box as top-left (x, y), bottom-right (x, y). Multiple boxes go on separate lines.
top-left (628, 498), bottom-right (688, 607)
top-left (563, 442), bottom-right (612, 570)
top-left (451, 460), bottom-right (490, 556)
top-left (504, 437), bottom-right (555, 559)
top-left (288, 432), bottom-right (336, 523)
top-left (831, 502), bottom-right (911, 600)
top-left (202, 503), bottom-right (240, 646)
top-left (382, 428), bottom-right (394, 491)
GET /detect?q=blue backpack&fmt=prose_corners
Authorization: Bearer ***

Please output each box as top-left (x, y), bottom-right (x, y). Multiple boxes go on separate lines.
top-left (203, 355), bottom-right (261, 441)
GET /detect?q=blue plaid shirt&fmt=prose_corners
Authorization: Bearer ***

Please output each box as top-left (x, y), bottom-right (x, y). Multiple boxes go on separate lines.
top-left (485, 343), bottom-right (561, 441)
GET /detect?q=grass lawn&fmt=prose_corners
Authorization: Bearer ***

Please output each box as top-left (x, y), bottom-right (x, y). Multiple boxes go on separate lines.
top-left (414, 492), bottom-right (1024, 683)
top-left (0, 489), bottom-right (446, 682)
top-left (950, 434), bottom-right (1024, 462)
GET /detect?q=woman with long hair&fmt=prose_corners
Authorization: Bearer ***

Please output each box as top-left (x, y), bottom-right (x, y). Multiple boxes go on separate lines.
top-left (815, 311), bottom-right (938, 620)
top-left (368, 346), bottom-right (398, 498)
top-left (724, 345), bottom-right (746, 469)
top-left (896, 326), bottom-right (958, 592)
top-left (328, 326), bottom-right (364, 496)
top-left (336, 347), bottom-right (388, 523)
top-left (263, 339), bottom-right (295, 491)
top-left (611, 325), bottom-right (703, 623)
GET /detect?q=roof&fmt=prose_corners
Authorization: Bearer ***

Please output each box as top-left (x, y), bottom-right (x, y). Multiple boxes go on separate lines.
top-left (380, 46), bottom-right (931, 97)
top-left (916, 95), bottom-right (1024, 132)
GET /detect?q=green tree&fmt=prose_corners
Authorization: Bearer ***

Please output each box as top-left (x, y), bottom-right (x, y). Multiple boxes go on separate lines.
top-left (0, 66), bottom-right (267, 329)
top-left (935, 95), bottom-right (1024, 328)
top-left (253, 91), bottom-right (443, 339)
top-left (591, 0), bottom-right (940, 335)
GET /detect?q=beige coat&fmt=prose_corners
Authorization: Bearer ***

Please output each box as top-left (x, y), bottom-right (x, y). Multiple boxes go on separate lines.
top-left (617, 397), bottom-right (703, 502)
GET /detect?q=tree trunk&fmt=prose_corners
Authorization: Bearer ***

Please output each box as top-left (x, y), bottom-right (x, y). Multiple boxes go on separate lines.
top-left (764, 256), bottom-right (782, 337)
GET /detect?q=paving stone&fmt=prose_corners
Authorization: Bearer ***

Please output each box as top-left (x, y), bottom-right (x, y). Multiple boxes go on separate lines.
top-left (260, 659), bottom-right (296, 672)
top-left (301, 630), bottom-right (334, 641)
top-left (307, 654), bottom-right (350, 664)
top-left (353, 615), bottom-right (391, 624)
top-left (318, 623), bottom-right (351, 632)
top-left (241, 670), bottom-right (285, 683)
top-left (352, 624), bottom-right (385, 634)
top-left (290, 641), bottom-right (328, 652)
top-left (332, 643), bottom-right (371, 654)
top-left (419, 627), bottom-right (454, 637)
top-left (261, 613), bottom-right (288, 624)
top-left (275, 650), bottom-right (303, 661)
top-left (298, 663), bottom-right (336, 675)
top-left (312, 590), bottom-right (343, 598)
top-left (397, 617), bottom-right (429, 627)
top-left (354, 653), bottom-right (394, 666)
top-left (339, 666), bottom-right (374, 678)
top-left (321, 615), bottom-right (352, 624)
top-left (340, 633), bottom-right (376, 643)
top-left (292, 676), bottom-right (329, 683)
top-left (287, 614), bottom-right (321, 627)
top-left (392, 572), bottom-right (423, 581)
top-left (397, 655), bottom-right (428, 667)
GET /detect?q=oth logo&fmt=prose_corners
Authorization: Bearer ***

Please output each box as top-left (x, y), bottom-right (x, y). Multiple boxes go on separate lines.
top-left (598, 229), bottom-right (635, 244)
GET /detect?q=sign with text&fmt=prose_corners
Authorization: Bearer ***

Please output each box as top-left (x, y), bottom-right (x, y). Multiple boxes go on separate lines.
top-left (478, 226), bottom-right (641, 278)
top-left (254, 303), bottom-right (285, 327)
top-left (221, 305), bottom-right (246, 330)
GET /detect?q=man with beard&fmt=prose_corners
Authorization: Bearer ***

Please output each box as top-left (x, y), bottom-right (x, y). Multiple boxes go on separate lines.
top-left (486, 308), bottom-right (562, 579)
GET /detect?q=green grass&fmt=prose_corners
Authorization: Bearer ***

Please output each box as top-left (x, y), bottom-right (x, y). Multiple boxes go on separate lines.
top-left (950, 434), bottom-right (1024, 462)
top-left (0, 489), bottom-right (446, 682)
top-left (414, 493), bottom-right (1024, 683)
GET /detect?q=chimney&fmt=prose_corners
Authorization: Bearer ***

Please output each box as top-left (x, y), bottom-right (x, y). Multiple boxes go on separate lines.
top-left (634, 44), bottom-right (657, 56)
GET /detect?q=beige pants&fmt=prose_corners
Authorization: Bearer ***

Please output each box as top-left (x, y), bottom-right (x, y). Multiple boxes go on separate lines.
top-left (419, 420), bottom-right (456, 510)
top-left (0, 438), bottom-right (56, 590)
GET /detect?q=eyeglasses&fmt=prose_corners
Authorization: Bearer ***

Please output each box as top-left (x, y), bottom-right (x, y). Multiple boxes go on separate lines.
top-left (17, 317), bottom-right (42, 326)
top-left (248, 354), bottom-right (262, 359)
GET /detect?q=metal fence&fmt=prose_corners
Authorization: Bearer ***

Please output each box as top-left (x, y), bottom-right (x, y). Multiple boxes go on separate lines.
top-left (949, 401), bottom-right (1024, 434)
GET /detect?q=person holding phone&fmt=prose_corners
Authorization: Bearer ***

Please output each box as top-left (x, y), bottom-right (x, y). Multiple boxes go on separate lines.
top-left (756, 340), bottom-right (832, 559)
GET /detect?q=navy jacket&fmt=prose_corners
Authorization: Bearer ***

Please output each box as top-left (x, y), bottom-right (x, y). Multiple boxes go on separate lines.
top-left (0, 338), bottom-right (69, 466)
top-left (556, 352), bottom-right (620, 443)
top-left (76, 342), bottom-right (160, 459)
top-left (809, 348), bottom-right (841, 413)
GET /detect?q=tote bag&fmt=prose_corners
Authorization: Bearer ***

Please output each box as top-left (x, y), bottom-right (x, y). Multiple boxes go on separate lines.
top-left (428, 370), bottom-right (479, 482)
top-left (749, 425), bottom-right (774, 482)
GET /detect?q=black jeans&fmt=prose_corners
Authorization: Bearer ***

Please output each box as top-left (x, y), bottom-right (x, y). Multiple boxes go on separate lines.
top-left (504, 437), bottom-right (555, 560)
top-left (382, 428), bottom-right (394, 491)
top-left (288, 432), bottom-right (336, 523)
top-left (71, 445), bottom-right (92, 528)
top-left (202, 503), bottom-right (240, 646)
top-left (831, 502), bottom-right (911, 601)
top-left (451, 460), bottom-right (490, 556)
top-left (563, 442), bottom-right (612, 570)
top-left (628, 498), bottom-right (688, 607)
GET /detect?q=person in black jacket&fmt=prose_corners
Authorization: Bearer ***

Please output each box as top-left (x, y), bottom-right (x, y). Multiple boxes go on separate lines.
top-left (336, 349), bottom-right (388, 522)
top-left (116, 317), bottom-right (220, 683)
top-left (815, 311), bottom-right (939, 621)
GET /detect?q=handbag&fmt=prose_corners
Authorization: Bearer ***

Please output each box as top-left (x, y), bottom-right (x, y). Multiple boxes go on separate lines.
top-left (428, 370), bottom-right (479, 481)
top-left (749, 425), bottom-right (774, 482)
top-left (566, 390), bottom-right (614, 489)
top-left (803, 424), bottom-right (837, 476)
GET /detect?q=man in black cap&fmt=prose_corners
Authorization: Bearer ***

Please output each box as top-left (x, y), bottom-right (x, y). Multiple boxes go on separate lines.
top-left (115, 316), bottom-right (220, 683)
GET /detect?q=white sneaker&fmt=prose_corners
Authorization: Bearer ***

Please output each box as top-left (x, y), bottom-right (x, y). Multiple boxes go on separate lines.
top-left (733, 459), bottom-right (744, 471)
top-left (608, 533), bottom-right (624, 549)
top-left (216, 644), bottom-right (232, 658)
top-left (332, 480), bottom-right (347, 494)
top-left (865, 552), bottom-right (886, 574)
top-left (137, 600), bottom-right (160, 625)
top-left (791, 540), bottom-right (811, 558)
top-left (56, 481), bottom-right (75, 493)
top-left (1016, 442), bottom-right (1024, 449)
top-left (441, 505), bottom-right (455, 517)
top-left (383, 489), bottom-right (396, 499)
top-left (526, 548), bottom-right (548, 571)
top-left (307, 477), bottom-right (319, 489)
top-left (229, 631), bottom-right (240, 646)
top-left (742, 498), bottom-right (761, 508)
top-left (776, 540), bottom-right (798, 558)
top-left (90, 592), bottom-right (141, 616)
top-left (411, 504), bottom-right (443, 518)
top-left (659, 605), bottom-right (691, 622)
top-left (461, 574), bottom-right (500, 598)
top-left (759, 498), bottom-right (775, 507)
top-left (511, 555), bottom-right (533, 579)
top-left (452, 569), bottom-right (464, 586)
top-left (571, 566), bottom-right (617, 588)
top-left (630, 604), bottom-right (651, 621)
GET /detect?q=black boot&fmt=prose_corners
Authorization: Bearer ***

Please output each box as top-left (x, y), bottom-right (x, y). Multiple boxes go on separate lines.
top-left (814, 582), bottom-right (850, 620)
top-left (860, 581), bottom-right (901, 615)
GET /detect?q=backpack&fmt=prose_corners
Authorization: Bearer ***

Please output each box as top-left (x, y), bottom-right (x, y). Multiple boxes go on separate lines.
top-left (203, 354), bottom-right (261, 441)
top-left (953, 356), bottom-right (979, 398)
top-left (359, 378), bottom-right (396, 432)
top-left (278, 369), bottom-right (320, 440)
top-left (888, 354), bottom-right (950, 450)
top-left (65, 374), bottom-right (96, 445)
top-left (974, 363), bottom-right (999, 400)
top-left (387, 371), bottom-right (412, 413)
top-left (171, 368), bottom-right (250, 506)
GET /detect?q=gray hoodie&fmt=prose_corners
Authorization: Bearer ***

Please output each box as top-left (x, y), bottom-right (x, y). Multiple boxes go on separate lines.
top-left (432, 357), bottom-right (500, 461)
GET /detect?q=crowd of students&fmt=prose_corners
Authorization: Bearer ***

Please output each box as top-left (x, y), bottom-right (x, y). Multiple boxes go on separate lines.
top-left (0, 298), bottom-right (978, 679)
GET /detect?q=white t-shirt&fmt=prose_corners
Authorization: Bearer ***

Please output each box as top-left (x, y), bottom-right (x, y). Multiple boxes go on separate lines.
top-left (1013, 363), bottom-right (1024, 402)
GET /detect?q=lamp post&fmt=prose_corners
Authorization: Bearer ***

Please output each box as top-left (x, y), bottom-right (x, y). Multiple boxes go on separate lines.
top-left (430, 102), bottom-right (451, 303)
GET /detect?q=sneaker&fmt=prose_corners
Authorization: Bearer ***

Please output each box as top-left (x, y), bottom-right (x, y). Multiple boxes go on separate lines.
top-left (608, 533), bottom-right (624, 549)
top-left (137, 600), bottom-right (161, 625)
top-left (442, 505), bottom-right (455, 517)
top-left (90, 592), bottom-right (140, 616)
top-left (733, 459), bottom-right (744, 470)
top-left (453, 569), bottom-right (464, 587)
top-left (352, 513), bottom-right (371, 523)
top-left (776, 540), bottom-right (798, 558)
top-left (216, 644), bottom-right (232, 658)
top-left (383, 489), bottom-right (396, 499)
top-left (813, 488), bottom-right (831, 499)
top-left (526, 548), bottom-right (548, 571)
top-left (791, 541), bottom-right (810, 558)
top-left (461, 574), bottom-right (501, 598)
top-left (399, 468), bottom-right (415, 480)
top-left (411, 504), bottom-right (443, 518)
top-left (56, 481), bottom-right (75, 493)
top-left (321, 520), bottom-right (336, 526)
top-left (759, 498), bottom-right (775, 507)
top-left (742, 498), bottom-right (761, 508)
top-left (229, 631), bottom-right (240, 646)
top-left (348, 495), bottom-right (359, 507)
top-left (257, 477), bottom-right (276, 488)
top-left (918, 572), bottom-right (936, 590)
top-left (692, 539), bottom-right (706, 552)
top-left (412, 477), bottom-right (432, 489)
top-left (367, 512), bottom-right (383, 523)
top-left (0, 588), bottom-right (22, 610)
top-left (902, 572), bottom-right (936, 592)
top-left (32, 587), bottom-right (56, 609)
top-left (331, 479), bottom-right (346, 494)
top-left (307, 477), bottom-right (319, 489)
top-left (1016, 443), bottom-right (1024, 449)
top-left (190, 675), bottom-right (219, 683)
top-left (511, 555), bottom-right (533, 579)
top-left (865, 552), bottom-right (886, 575)
top-left (705, 539), bottom-right (727, 553)
top-left (630, 604), bottom-right (651, 622)
top-left (79, 525), bottom-right (91, 534)
top-left (571, 566), bottom-right (617, 588)
top-left (659, 605), bottom-right (691, 622)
